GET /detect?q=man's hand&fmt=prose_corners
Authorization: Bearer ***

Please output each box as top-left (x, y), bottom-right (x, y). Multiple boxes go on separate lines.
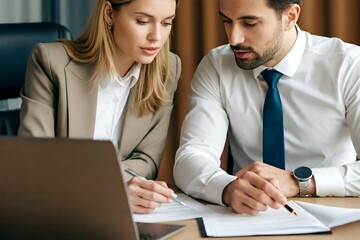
top-left (222, 162), bottom-right (317, 215)
top-left (222, 162), bottom-right (305, 215)
top-left (222, 170), bottom-right (287, 215)
top-left (237, 162), bottom-right (300, 197)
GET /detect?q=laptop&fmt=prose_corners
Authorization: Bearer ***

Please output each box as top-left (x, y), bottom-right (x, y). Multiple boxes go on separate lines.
top-left (0, 137), bottom-right (185, 240)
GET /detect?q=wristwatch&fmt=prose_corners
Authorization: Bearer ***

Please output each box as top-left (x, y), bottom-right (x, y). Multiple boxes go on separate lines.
top-left (292, 166), bottom-right (313, 197)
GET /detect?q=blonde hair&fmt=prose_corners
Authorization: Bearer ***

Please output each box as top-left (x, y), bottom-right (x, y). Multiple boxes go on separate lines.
top-left (61, 0), bottom-right (178, 116)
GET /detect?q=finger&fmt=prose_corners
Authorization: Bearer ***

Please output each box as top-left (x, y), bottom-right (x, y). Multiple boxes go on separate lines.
top-left (245, 165), bottom-right (290, 197)
top-left (130, 202), bottom-right (156, 214)
top-left (143, 180), bottom-right (175, 199)
top-left (254, 176), bottom-right (286, 207)
top-left (247, 162), bottom-right (271, 178)
top-left (238, 177), bottom-right (276, 210)
top-left (155, 180), bottom-right (169, 188)
top-left (129, 177), bottom-right (173, 203)
top-left (128, 192), bottom-right (162, 209)
top-left (243, 171), bottom-right (286, 208)
top-left (235, 165), bottom-right (252, 178)
top-left (127, 180), bottom-right (165, 213)
top-left (226, 178), bottom-right (267, 214)
top-left (231, 190), bottom-right (266, 215)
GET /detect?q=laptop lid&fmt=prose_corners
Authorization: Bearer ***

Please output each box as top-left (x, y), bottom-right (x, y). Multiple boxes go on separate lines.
top-left (0, 137), bottom-right (139, 240)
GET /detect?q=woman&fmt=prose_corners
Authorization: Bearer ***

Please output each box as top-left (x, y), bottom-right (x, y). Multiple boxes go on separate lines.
top-left (18, 0), bottom-right (181, 214)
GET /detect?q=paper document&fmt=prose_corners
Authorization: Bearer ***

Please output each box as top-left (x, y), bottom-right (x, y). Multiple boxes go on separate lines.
top-left (133, 193), bottom-right (218, 223)
top-left (199, 200), bottom-right (360, 237)
top-left (295, 201), bottom-right (360, 228)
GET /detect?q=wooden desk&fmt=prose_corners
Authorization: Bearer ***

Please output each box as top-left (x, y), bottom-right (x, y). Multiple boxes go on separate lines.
top-left (165, 197), bottom-right (360, 240)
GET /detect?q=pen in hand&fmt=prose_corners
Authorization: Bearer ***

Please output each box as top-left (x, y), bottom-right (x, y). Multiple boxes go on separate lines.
top-left (284, 203), bottom-right (297, 216)
top-left (124, 168), bottom-right (186, 206)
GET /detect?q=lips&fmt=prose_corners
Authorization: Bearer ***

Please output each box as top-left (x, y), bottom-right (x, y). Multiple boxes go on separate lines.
top-left (234, 51), bottom-right (252, 59)
top-left (140, 47), bottom-right (159, 56)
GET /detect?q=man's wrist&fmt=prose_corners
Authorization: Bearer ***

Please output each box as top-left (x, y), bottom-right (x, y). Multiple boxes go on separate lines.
top-left (222, 181), bottom-right (233, 206)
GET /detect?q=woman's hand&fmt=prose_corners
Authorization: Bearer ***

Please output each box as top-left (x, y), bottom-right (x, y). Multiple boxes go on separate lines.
top-left (127, 177), bottom-right (175, 213)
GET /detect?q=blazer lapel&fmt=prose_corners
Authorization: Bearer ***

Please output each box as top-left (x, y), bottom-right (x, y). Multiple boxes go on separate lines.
top-left (65, 61), bottom-right (97, 138)
top-left (119, 89), bottom-right (153, 159)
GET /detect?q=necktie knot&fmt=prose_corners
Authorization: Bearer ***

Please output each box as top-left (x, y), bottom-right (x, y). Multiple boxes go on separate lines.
top-left (261, 69), bottom-right (282, 88)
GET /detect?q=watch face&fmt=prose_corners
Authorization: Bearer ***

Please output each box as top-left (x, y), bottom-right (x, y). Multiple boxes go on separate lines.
top-left (294, 166), bottom-right (312, 179)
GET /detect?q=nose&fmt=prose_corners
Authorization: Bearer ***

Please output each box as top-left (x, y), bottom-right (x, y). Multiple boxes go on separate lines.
top-left (148, 24), bottom-right (161, 41)
top-left (227, 24), bottom-right (245, 46)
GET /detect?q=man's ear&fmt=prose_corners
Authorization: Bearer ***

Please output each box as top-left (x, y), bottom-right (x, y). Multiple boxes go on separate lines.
top-left (283, 4), bottom-right (301, 31)
top-left (104, 1), bottom-right (114, 25)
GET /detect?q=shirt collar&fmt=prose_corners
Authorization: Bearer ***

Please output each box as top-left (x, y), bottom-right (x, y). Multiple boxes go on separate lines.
top-left (100, 63), bottom-right (141, 89)
top-left (253, 24), bottom-right (306, 79)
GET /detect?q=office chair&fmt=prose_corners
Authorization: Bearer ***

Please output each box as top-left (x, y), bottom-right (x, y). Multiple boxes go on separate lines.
top-left (0, 22), bottom-right (72, 136)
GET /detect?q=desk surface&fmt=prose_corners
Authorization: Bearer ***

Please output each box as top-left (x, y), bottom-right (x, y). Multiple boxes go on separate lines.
top-left (166, 197), bottom-right (360, 240)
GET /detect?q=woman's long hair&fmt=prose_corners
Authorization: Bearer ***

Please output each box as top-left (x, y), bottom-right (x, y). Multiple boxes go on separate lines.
top-left (61, 0), bottom-right (178, 116)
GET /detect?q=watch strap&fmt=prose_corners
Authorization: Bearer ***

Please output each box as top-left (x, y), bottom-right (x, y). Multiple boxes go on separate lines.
top-left (298, 180), bottom-right (311, 197)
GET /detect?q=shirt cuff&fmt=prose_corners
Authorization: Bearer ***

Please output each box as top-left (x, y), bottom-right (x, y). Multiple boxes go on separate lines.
top-left (205, 172), bottom-right (238, 206)
top-left (312, 167), bottom-right (345, 196)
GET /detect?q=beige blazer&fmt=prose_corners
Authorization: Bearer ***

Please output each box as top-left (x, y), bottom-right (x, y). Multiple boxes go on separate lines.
top-left (18, 42), bottom-right (181, 181)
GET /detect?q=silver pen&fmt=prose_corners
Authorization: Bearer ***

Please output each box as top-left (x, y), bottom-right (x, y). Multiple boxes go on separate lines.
top-left (125, 168), bottom-right (186, 206)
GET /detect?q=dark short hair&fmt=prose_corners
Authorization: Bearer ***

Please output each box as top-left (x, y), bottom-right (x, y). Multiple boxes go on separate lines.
top-left (267, 0), bottom-right (302, 13)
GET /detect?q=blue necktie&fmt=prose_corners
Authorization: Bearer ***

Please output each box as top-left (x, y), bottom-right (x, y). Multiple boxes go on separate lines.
top-left (261, 69), bottom-right (285, 169)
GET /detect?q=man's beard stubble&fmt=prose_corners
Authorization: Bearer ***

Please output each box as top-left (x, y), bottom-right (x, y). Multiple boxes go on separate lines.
top-left (231, 23), bottom-right (284, 70)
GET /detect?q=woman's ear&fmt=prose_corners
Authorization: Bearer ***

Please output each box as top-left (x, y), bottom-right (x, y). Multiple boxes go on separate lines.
top-left (103, 1), bottom-right (114, 26)
top-left (284, 4), bottom-right (301, 31)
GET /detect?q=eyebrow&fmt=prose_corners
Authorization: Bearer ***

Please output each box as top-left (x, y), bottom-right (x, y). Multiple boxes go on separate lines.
top-left (219, 11), bottom-right (261, 20)
top-left (134, 12), bottom-right (176, 20)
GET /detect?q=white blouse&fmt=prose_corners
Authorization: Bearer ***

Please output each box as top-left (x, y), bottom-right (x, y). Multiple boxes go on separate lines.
top-left (93, 64), bottom-right (141, 147)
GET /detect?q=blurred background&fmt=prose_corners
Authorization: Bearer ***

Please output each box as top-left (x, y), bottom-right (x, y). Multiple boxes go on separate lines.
top-left (1, 0), bottom-right (359, 184)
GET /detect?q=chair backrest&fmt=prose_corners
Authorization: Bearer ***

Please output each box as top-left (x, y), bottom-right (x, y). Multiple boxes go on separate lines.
top-left (0, 22), bottom-right (72, 136)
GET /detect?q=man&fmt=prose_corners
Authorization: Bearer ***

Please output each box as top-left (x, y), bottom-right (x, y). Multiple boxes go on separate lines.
top-left (174, 0), bottom-right (360, 215)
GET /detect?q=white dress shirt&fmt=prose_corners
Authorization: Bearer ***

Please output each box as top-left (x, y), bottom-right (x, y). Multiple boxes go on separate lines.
top-left (94, 64), bottom-right (141, 147)
top-left (174, 26), bottom-right (360, 205)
